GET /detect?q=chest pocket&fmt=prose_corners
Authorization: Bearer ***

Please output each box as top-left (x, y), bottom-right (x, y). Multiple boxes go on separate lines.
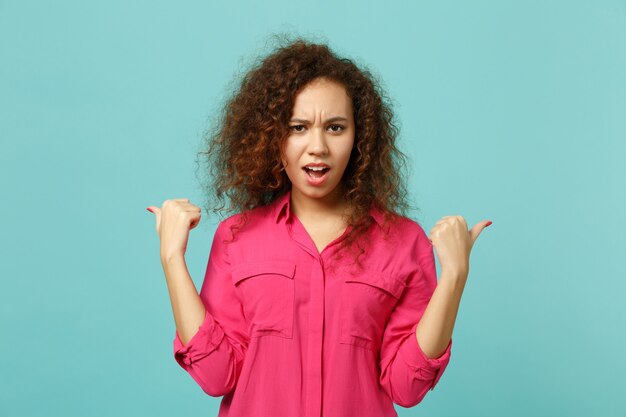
top-left (232, 260), bottom-right (296, 339)
top-left (339, 271), bottom-right (406, 352)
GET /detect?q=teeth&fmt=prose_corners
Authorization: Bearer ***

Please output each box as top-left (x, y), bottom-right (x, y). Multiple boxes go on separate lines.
top-left (306, 166), bottom-right (327, 171)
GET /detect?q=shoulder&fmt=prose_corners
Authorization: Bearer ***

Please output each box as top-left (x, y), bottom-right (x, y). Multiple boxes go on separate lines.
top-left (383, 213), bottom-right (430, 248)
top-left (364, 212), bottom-right (431, 260)
top-left (214, 204), bottom-right (276, 240)
top-left (383, 215), bottom-right (434, 268)
top-left (357, 214), bottom-right (433, 282)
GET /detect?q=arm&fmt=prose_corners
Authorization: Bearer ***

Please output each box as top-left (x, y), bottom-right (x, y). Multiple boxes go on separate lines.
top-left (378, 234), bottom-right (454, 408)
top-left (164, 221), bottom-right (249, 397)
top-left (162, 255), bottom-right (206, 346)
top-left (415, 268), bottom-right (465, 359)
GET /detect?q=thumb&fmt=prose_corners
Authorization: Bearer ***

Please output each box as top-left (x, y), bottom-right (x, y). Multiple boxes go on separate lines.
top-left (146, 206), bottom-right (161, 224)
top-left (469, 220), bottom-right (492, 246)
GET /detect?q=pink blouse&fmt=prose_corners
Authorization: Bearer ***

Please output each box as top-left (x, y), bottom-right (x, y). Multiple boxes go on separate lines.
top-left (173, 190), bottom-right (452, 417)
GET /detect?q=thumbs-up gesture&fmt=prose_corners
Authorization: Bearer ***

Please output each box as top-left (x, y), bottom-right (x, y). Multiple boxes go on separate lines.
top-left (428, 216), bottom-right (492, 281)
top-left (146, 199), bottom-right (202, 260)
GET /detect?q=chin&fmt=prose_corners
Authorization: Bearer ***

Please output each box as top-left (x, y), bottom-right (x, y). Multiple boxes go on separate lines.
top-left (295, 183), bottom-right (343, 199)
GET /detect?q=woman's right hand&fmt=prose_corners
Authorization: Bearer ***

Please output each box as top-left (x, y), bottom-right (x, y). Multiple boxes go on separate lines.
top-left (147, 199), bottom-right (202, 260)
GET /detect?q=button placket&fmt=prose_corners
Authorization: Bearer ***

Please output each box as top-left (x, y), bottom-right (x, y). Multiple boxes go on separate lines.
top-left (304, 254), bottom-right (325, 417)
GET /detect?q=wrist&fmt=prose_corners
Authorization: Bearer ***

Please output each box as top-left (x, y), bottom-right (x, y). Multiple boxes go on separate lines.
top-left (160, 250), bottom-right (185, 265)
top-left (440, 267), bottom-right (468, 284)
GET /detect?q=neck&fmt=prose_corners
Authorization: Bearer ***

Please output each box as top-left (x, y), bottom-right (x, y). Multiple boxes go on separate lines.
top-left (290, 185), bottom-right (349, 222)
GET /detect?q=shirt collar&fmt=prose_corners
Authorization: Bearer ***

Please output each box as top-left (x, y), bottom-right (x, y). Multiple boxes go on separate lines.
top-left (273, 189), bottom-right (385, 227)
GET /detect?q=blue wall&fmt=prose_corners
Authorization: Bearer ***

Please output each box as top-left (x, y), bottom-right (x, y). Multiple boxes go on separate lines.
top-left (1, 1), bottom-right (624, 416)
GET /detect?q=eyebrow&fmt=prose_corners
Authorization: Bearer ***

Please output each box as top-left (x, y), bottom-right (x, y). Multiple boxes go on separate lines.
top-left (289, 117), bottom-right (348, 124)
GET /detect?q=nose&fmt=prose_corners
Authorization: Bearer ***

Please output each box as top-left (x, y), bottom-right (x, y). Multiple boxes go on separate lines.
top-left (308, 126), bottom-right (329, 156)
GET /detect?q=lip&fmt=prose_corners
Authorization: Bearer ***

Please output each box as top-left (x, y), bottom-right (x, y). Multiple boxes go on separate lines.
top-left (302, 165), bottom-right (330, 186)
top-left (303, 162), bottom-right (330, 168)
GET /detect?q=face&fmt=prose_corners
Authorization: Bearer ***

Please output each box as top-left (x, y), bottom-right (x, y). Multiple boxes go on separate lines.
top-left (281, 77), bottom-right (355, 205)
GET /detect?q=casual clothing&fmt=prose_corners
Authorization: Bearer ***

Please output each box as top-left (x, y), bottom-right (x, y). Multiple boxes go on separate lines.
top-left (173, 190), bottom-right (452, 417)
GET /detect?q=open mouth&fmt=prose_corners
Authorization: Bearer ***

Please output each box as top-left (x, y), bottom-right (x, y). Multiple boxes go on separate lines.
top-left (303, 167), bottom-right (330, 179)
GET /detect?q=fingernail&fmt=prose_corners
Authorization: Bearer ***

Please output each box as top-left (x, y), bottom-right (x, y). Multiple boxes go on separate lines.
top-left (485, 220), bottom-right (492, 227)
top-left (146, 207), bottom-right (153, 213)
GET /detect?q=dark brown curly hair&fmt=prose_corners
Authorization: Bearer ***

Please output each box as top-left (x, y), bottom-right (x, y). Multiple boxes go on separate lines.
top-left (195, 33), bottom-right (419, 270)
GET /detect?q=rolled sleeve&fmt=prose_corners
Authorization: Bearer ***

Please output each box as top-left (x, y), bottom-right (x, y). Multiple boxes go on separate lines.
top-left (174, 309), bottom-right (226, 368)
top-left (398, 321), bottom-right (452, 391)
top-left (378, 226), bottom-right (453, 407)
top-left (171, 220), bottom-right (249, 397)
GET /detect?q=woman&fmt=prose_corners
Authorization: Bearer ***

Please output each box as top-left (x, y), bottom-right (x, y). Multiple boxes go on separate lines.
top-left (147, 36), bottom-right (491, 417)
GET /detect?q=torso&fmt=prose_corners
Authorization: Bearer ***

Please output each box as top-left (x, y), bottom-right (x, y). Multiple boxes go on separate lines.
top-left (298, 217), bottom-right (349, 254)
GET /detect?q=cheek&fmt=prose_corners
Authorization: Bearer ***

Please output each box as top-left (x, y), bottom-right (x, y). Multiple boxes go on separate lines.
top-left (281, 139), bottom-right (300, 164)
top-left (340, 143), bottom-right (355, 165)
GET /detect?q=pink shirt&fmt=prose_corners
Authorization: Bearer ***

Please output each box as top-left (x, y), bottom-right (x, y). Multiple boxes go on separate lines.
top-left (173, 190), bottom-right (452, 417)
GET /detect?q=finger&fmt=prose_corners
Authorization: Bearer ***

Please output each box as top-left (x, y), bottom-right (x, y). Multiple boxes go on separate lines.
top-left (181, 204), bottom-right (201, 211)
top-left (189, 213), bottom-right (201, 229)
top-left (435, 217), bottom-right (452, 225)
top-left (469, 220), bottom-right (492, 245)
top-left (147, 206), bottom-right (160, 216)
top-left (176, 200), bottom-right (200, 209)
top-left (152, 207), bottom-right (161, 225)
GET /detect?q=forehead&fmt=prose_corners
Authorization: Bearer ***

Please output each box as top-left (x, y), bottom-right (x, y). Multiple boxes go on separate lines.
top-left (291, 79), bottom-right (352, 115)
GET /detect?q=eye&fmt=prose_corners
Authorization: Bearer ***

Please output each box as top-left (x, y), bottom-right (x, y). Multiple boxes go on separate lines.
top-left (328, 124), bottom-right (345, 133)
top-left (289, 124), bottom-right (305, 132)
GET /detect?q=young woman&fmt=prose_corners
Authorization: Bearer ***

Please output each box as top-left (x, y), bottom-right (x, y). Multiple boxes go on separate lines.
top-left (147, 36), bottom-right (491, 417)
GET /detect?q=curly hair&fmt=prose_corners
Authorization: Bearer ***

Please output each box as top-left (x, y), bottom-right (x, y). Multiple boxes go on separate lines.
top-left (195, 33), bottom-right (418, 270)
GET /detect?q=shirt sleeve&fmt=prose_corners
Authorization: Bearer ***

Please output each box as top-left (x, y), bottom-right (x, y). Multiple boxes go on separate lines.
top-left (378, 232), bottom-right (452, 408)
top-left (173, 220), bottom-right (250, 397)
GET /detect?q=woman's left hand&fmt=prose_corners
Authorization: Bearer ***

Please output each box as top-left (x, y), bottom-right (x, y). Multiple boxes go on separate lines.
top-left (428, 216), bottom-right (492, 280)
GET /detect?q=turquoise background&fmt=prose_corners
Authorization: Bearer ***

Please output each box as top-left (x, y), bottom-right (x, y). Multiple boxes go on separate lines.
top-left (1, 1), bottom-right (624, 416)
